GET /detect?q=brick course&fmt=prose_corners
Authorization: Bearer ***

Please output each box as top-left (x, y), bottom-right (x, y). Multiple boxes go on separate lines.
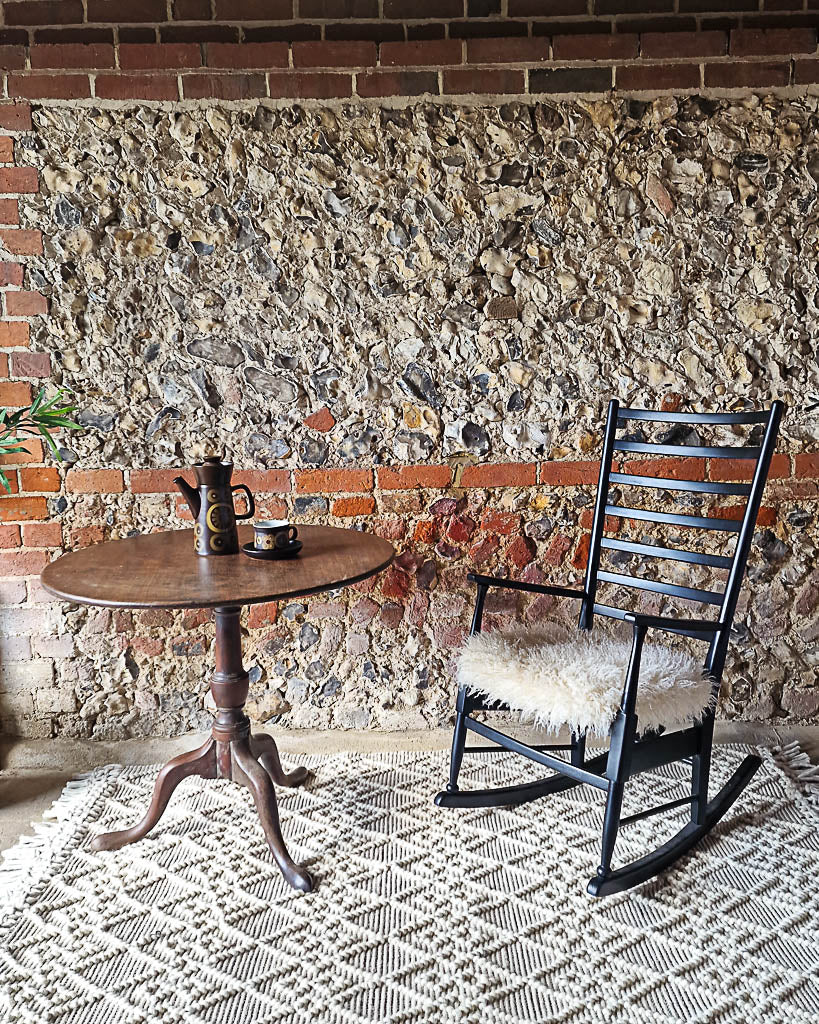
top-left (65, 469), bottom-right (125, 493)
top-left (207, 42), bottom-right (289, 67)
top-left (332, 495), bottom-right (377, 516)
top-left (377, 465), bottom-right (452, 490)
top-left (0, 322), bottom-right (30, 346)
top-left (296, 468), bottom-right (373, 493)
top-left (4, 291), bottom-right (46, 315)
top-left (29, 43), bottom-right (115, 68)
top-left (0, 229), bottom-right (42, 254)
top-left (0, 9), bottom-right (811, 99)
top-left (119, 43), bottom-right (201, 69)
top-left (460, 462), bottom-right (537, 487)
top-left (0, 379), bottom-right (31, 406)
top-left (96, 74), bottom-right (179, 100)
top-left (0, 497), bottom-right (48, 523)
top-left (21, 522), bottom-right (61, 546)
top-left (19, 467), bottom-right (59, 491)
top-left (10, 351), bottom-right (49, 376)
top-left (0, 198), bottom-right (18, 226)
top-left (0, 263), bottom-right (24, 288)
top-left (0, 167), bottom-right (38, 193)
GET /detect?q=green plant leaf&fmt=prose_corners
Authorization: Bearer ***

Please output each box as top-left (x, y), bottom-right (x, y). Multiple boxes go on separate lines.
top-left (43, 419), bottom-right (81, 430)
top-left (1, 389), bottom-right (82, 477)
top-left (44, 392), bottom-right (68, 411)
top-left (29, 386), bottom-right (46, 415)
top-left (38, 423), bottom-right (59, 457)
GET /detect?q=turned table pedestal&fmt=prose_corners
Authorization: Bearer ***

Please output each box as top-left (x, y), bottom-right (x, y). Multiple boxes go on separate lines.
top-left (41, 524), bottom-right (394, 892)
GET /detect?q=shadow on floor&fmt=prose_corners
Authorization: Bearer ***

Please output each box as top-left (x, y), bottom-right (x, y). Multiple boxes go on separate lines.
top-left (0, 771), bottom-right (74, 853)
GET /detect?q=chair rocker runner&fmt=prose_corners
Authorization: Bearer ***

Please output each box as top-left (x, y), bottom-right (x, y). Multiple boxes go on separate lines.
top-left (435, 399), bottom-right (785, 897)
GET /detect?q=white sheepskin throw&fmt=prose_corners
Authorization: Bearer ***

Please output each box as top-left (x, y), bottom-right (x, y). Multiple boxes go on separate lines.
top-left (457, 628), bottom-right (714, 738)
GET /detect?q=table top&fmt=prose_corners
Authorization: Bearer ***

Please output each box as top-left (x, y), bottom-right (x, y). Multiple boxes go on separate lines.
top-left (40, 525), bottom-right (395, 610)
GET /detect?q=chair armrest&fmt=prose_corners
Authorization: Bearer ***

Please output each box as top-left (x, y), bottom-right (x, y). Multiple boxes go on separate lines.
top-left (467, 573), bottom-right (585, 601)
top-left (624, 612), bottom-right (726, 635)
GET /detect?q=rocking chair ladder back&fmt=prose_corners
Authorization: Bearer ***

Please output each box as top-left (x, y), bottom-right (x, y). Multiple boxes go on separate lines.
top-left (436, 399), bottom-right (786, 897)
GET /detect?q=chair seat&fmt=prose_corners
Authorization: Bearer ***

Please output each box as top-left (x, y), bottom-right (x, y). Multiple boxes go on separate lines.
top-left (457, 628), bottom-right (713, 737)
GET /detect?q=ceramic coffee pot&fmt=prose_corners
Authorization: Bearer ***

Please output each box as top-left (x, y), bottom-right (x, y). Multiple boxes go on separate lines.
top-left (174, 455), bottom-right (255, 556)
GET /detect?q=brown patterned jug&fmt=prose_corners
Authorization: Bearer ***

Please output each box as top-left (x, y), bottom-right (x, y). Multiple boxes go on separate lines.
top-left (174, 455), bottom-right (255, 556)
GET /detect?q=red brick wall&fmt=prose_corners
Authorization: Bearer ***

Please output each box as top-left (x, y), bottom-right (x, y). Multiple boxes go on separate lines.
top-left (0, 2), bottom-right (817, 97)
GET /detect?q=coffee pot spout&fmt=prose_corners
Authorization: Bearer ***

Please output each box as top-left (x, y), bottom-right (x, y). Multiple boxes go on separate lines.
top-left (173, 475), bottom-right (201, 518)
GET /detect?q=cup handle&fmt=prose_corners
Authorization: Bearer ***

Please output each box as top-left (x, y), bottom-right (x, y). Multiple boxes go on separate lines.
top-left (288, 526), bottom-right (298, 542)
top-left (232, 484), bottom-right (255, 520)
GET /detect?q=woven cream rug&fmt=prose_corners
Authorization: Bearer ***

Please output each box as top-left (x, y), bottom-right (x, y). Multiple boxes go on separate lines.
top-left (1, 745), bottom-right (818, 1024)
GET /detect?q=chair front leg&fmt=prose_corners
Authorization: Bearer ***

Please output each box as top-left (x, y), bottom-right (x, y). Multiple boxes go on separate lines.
top-left (570, 731), bottom-right (586, 768)
top-left (445, 583), bottom-right (489, 794)
top-left (690, 704), bottom-right (716, 825)
top-left (594, 625), bottom-right (645, 882)
top-left (447, 693), bottom-right (469, 794)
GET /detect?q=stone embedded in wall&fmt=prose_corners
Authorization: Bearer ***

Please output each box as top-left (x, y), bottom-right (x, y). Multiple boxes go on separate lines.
top-left (3, 94), bottom-right (816, 738)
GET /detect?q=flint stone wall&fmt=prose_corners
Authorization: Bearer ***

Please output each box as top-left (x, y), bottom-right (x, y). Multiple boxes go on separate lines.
top-left (5, 93), bottom-right (819, 738)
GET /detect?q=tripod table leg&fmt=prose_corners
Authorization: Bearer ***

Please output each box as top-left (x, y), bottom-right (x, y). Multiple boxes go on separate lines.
top-left (251, 732), bottom-right (313, 789)
top-left (90, 737), bottom-right (217, 852)
top-left (232, 738), bottom-right (313, 893)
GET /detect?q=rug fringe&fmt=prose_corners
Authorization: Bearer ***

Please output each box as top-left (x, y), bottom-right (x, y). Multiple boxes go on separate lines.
top-left (0, 768), bottom-right (106, 913)
top-left (769, 739), bottom-right (819, 816)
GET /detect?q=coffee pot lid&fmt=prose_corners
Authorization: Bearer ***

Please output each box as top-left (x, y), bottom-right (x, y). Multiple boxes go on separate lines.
top-left (191, 453), bottom-right (233, 480)
top-left (196, 452), bottom-right (233, 466)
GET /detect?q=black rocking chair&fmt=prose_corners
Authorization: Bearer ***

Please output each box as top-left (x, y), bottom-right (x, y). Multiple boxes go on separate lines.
top-left (436, 399), bottom-right (785, 896)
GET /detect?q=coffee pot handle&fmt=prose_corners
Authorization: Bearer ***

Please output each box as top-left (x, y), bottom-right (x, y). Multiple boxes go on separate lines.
top-left (231, 484), bottom-right (255, 520)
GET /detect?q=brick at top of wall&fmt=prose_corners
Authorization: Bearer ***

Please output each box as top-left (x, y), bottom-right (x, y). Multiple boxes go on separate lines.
top-left (729, 28), bottom-right (817, 58)
top-left (119, 43), bottom-right (201, 70)
top-left (380, 40), bottom-right (463, 67)
top-left (292, 40), bottom-right (377, 68)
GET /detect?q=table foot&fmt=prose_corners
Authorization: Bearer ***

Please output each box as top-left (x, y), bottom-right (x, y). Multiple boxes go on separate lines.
top-left (90, 737), bottom-right (217, 852)
top-left (232, 738), bottom-right (314, 893)
top-left (251, 732), bottom-right (314, 789)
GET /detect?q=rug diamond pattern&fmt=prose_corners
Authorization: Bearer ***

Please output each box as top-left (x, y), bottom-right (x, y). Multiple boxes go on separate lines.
top-left (1, 748), bottom-right (818, 1024)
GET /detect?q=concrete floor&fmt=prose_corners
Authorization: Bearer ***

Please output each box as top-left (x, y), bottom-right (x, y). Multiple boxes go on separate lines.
top-left (1, 723), bottom-right (817, 855)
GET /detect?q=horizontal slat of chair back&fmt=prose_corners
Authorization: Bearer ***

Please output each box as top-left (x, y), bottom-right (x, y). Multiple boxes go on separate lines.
top-left (605, 505), bottom-right (742, 532)
top-left (613, 440), bottom-right (762, 459)
top-left (600, 537), bottom-right (733, 570)
top-left (592, 603), bottom-right (720, 639)
top-left (608, 472), bottom-right (751, 497)
top-left (617, 408), bottom-right (770, 425)
top-left (597, 571), bottom-right (724, 606)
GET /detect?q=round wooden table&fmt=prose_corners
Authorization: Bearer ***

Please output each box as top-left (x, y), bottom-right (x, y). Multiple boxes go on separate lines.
top-left (41, 524), bottom-right (394, 892)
